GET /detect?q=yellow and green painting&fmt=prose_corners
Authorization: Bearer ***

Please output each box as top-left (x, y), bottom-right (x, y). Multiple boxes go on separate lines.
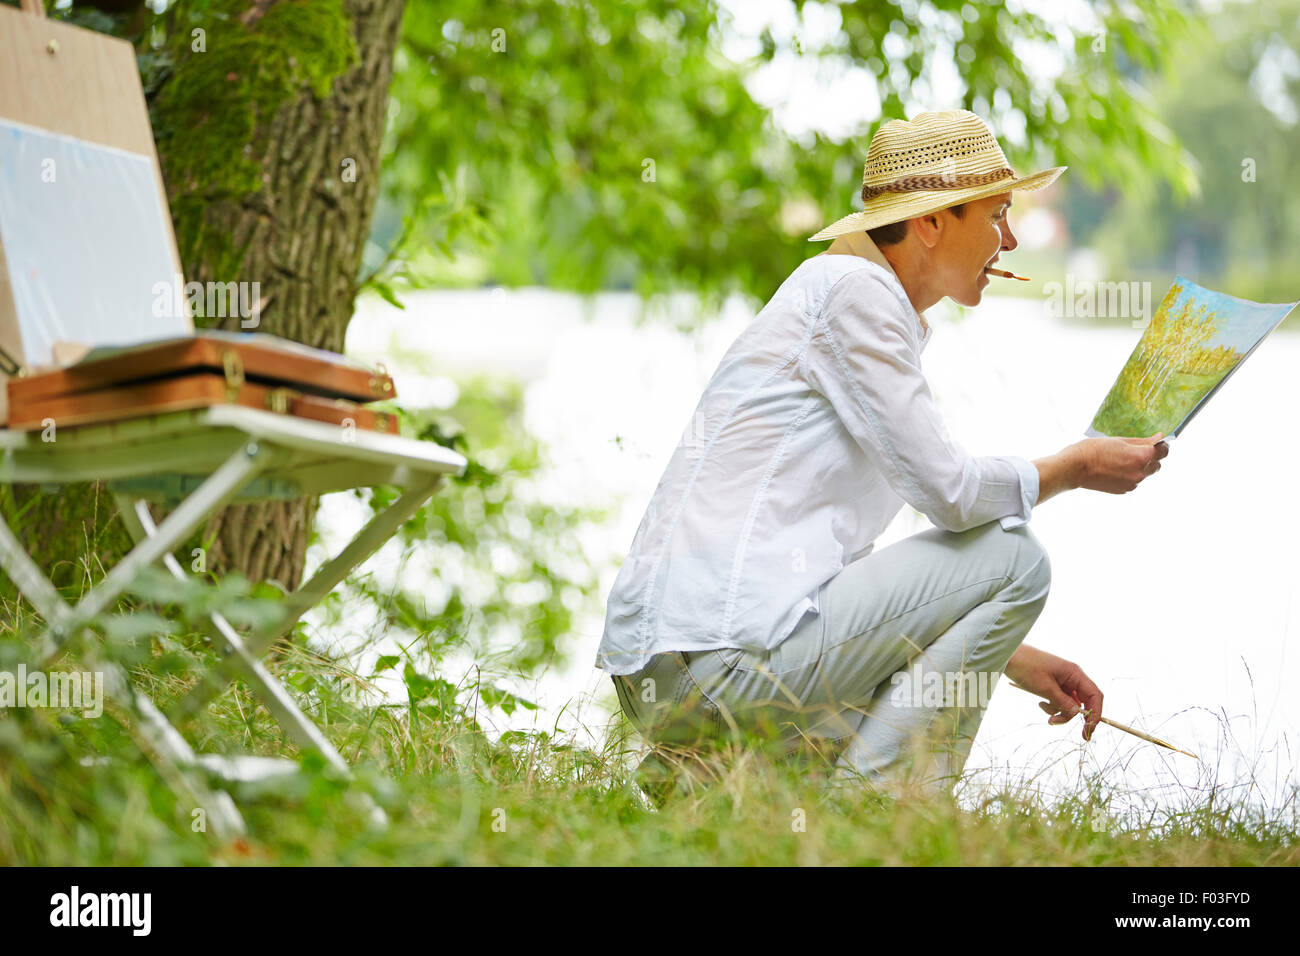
top-left (1087, 277), bottom-right (1298, 439)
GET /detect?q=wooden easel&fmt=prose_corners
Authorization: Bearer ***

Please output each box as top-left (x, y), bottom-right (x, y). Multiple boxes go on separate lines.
top-left (0, 0), bottom-right (188, 421)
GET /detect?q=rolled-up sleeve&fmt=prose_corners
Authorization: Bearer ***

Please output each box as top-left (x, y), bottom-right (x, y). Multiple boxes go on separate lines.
top-left (998, 455), bottom-right (1039, 530)
top-left (807, 267), bottom-right (1038, 533)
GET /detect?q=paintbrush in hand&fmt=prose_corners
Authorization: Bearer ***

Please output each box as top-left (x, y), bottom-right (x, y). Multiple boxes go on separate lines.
top-left (1007, 680), bottom-right (1199, 760)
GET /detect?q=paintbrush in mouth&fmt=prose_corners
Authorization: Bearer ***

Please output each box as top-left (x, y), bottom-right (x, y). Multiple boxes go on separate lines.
top-left (985, 267), bottom-right (1030, 281)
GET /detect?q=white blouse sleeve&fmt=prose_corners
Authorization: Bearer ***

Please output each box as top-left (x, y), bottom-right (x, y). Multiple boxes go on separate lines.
top-left (807, 267), bottom-right (1038, 533)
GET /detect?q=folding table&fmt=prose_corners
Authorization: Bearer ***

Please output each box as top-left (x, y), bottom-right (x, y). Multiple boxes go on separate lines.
top-left (0, 404), bottom-right (467, 838)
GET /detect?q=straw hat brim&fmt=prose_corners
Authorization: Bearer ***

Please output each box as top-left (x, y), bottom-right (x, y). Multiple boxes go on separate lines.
top-left (806, 165), bottom-right (1067, 242)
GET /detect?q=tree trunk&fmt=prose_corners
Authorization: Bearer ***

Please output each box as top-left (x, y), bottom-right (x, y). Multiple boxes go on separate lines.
top-left (0, 0), bottom-right (405, 609)
top-left (175, 0), bottom-right (406, 590)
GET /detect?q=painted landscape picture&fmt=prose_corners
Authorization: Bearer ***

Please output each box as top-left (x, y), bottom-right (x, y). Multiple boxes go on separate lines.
top-left (1087, 277), bottom-right (1298, 439)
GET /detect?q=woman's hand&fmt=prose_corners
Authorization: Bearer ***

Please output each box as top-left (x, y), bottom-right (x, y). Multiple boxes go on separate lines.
top-left (1004, 644), bottom-right (1104, 741)
top-left (1071, 432), bottom-right (1169, 494)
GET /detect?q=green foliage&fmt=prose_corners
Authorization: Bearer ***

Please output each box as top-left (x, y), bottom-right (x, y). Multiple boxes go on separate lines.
top-left (1066, 0), bottom-right (1300, 303)
top-left (0, 558), bottom-right (1295, 864)
top-left (3, 609), bottom-right (1298, 864)
top-left (809, 0), bottom-right (1199, 200)
top-left (127, 563), bottom-right (289, 633)
top-left (368, 0), bottom-right (1199, 316)
top-left (376, 0), bottom-right (784, 313)
top-left (0, 479), bottom-right (140, 605)
top-left (321, 374), bottom-right (611, 680)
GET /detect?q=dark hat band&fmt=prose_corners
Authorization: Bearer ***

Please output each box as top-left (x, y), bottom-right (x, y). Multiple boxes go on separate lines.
top-left (861, 166), bottom-right (1015, 203)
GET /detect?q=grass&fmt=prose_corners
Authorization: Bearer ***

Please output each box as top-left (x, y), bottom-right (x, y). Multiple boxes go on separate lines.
top-left (1, 599), bottom-right (1297, 866)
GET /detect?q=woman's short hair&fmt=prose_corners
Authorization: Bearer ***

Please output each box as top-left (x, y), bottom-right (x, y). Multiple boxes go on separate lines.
top-left (867, 202), bottom-right (967, 247)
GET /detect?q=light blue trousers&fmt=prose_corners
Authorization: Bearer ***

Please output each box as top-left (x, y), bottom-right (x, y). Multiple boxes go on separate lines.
top-left (612, 521), bottom-right (1052, 797)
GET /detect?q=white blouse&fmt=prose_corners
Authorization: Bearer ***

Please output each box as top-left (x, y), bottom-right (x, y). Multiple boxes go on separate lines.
top-left (595, 231), bottom-right (1039, 676)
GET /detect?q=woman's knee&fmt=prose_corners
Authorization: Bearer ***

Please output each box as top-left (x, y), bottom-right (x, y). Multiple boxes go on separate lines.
top-left (1002, 524), bottom-right (1051, 603)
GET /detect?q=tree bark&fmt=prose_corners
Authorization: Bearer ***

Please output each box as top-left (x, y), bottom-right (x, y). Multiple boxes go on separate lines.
top-left (181, 0), bottom-right (406, 590)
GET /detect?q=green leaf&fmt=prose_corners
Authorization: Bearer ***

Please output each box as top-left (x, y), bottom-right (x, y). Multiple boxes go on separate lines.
top-left (99, 612), bottom-right (179, 643)
top-left (371, 280), bottom-right (406, 310)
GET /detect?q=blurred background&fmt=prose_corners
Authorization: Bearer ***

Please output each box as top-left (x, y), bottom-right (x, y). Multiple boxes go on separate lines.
top-left (12, 0), bottom-right (1299, 819)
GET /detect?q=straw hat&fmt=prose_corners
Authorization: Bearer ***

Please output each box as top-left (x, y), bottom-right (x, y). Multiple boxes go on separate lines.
top-left (807, 110), bottom-right (1066, 242)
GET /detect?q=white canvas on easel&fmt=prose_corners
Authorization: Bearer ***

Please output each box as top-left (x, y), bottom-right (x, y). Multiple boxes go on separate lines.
top-left (0, 1), bottom-right (193, 420)
top-left (0, 117), bottom-right (187, 366)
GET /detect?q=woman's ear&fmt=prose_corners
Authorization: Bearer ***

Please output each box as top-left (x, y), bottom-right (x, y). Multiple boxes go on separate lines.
top-left (911, 212), bottom-right (944, 250)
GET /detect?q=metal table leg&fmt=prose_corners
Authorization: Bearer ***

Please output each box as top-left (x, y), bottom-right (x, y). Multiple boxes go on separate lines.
top-left (24, 441), bottom-right (271, 668)
top-left (171, 473), bottom-right (444, 717)
top-left (0, 512), bottom-right (252, 841)
top-left (113, 492), bottom-right (389, 829)
top-left (108, 476), bottom-right (444, 829)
